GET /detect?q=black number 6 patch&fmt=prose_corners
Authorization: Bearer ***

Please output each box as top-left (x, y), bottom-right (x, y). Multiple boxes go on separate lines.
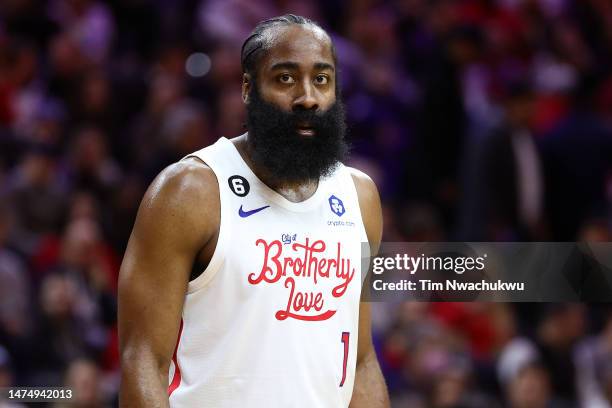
top-left (228, 175), bottom-right (250, 197)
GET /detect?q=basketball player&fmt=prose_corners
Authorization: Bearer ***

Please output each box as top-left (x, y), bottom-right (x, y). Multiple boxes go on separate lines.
top-left (119, 15), bottom-right (390, 407)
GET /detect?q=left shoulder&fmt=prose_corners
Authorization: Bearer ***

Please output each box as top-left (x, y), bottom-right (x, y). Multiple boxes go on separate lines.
top-left (344, 166), bottom-right (382, 252)
top-left (345, 166), bottom-right (380, 207)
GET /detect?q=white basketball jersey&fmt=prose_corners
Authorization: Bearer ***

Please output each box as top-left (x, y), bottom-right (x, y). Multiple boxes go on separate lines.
top-left (168, 136), bottom-right (369, 407)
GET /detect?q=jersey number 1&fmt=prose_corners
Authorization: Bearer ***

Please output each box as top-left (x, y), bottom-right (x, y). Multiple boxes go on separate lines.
top-left (339, 332), bottom-right (350, 387)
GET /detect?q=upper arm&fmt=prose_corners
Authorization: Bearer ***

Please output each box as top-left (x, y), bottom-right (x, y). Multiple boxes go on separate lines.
top-left (350, 168), bottom-right (383, 362)
top-left (118, 160), bottom-right (219, 373)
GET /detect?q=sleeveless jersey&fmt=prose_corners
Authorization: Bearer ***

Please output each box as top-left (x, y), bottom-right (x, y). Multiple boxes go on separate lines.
top-left (168, 136), bottom-right (369, 407)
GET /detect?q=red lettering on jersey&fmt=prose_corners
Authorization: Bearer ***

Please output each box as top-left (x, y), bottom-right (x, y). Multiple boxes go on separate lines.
top-left (275, 277), bottom-right (334, 321)
top-left (248, 239), bottom-right (283, 284)
top-left (249, 238), bottom-right (356, 322)
top-left (332, 243), bottom-right (355, 297)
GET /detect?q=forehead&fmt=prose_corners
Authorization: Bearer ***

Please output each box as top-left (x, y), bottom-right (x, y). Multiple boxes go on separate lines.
top-left (260, 25), bottom-right (334, 70)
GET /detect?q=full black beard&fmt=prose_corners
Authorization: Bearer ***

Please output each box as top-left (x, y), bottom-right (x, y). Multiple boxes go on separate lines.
top-left (245, 86), bottom-right (348, 184)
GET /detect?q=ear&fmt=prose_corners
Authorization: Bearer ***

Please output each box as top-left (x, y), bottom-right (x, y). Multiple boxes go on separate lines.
top-left (242, 73), bottom-right (251, 104)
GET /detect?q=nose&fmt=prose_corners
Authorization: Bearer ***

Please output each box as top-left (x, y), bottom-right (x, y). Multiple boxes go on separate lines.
top-left (292, 80), bottom-right (319, 111)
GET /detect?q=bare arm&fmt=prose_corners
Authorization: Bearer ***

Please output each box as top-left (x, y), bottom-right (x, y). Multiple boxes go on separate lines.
top-left (349, 169), bottom-right (390, 408)
top-left (118, 160), bottom-right (218, 407)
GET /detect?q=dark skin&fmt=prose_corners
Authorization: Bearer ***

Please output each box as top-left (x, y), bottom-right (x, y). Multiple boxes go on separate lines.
top-left (118, 24), bottom-right (389, 407)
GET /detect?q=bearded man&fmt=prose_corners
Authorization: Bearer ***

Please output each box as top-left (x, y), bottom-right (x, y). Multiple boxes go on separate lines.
top-left (119, 14), bottom-right (389, 408)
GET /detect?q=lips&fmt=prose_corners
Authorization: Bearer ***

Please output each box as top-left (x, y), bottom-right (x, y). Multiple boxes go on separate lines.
top-left (296, 123), bottom-right (315, 137)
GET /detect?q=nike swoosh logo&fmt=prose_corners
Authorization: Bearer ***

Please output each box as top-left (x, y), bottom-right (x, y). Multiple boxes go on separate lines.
top-left (238, 205), bottom-right (270, 218)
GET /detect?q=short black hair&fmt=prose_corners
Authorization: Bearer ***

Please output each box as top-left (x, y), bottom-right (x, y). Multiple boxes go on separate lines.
top-left (240, 14), bottom-right (336, 77)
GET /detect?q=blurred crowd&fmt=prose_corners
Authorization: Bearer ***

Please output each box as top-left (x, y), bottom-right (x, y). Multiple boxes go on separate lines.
top-left (0, 0), bottom-right (611, 406)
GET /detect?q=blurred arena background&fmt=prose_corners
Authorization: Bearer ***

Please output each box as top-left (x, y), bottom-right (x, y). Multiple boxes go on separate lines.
top-left (0, 0), bottom-right (611, 406)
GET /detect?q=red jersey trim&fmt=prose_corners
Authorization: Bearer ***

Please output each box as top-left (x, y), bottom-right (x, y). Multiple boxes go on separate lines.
top-left (168, 318), bottom-right (184, 396)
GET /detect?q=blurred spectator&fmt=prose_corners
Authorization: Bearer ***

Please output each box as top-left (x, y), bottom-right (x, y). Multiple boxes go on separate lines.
top-left (33, 215), bottom-right (118, 321)
top-left (26, 273), bottom-right (107, 386)
top-left (72, 70), bottom-right (116, 135)
top-left (67, 126), bottom-right (122, 201)
top-left (428, 366), bottom-right (497, 408)
top-left (54, 358), bottom-right (110, 408)
top-left (7, 146), bottom-right (66, 254)
top-left (542, 77), bottom-right (612, 240)
top-left (535, 304), bottom-right (586, 403)
top-left (464, 82), bottom-right (546, 240)
top-left (405, 24), bottom-right (483, 229)
top-left (47, 32), bottom-right (88, 108)
top-left (505, 363), bottom-right (556, 408)
top-left (497, 337), bottom-right (540, 388)
top-left (576, 312), bottom-right (612, 408)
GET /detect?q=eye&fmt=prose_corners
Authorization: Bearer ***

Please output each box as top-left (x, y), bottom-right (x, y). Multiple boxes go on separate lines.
top-left (315, 75), bottom-right (329, 85)
top-left (278, 74), bottom-right (295, 84)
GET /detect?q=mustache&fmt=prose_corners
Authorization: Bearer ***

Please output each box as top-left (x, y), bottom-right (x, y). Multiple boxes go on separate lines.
top-left (248, 95), bottom-right (345, 138)
top-left (283, 108), bottom-right (331, 129)
top-left (241, 103), bottom-right (330, 133)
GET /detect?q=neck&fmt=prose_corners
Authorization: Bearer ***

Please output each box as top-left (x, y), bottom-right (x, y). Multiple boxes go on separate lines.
top-left (233, 134), bottom-right (318, 202)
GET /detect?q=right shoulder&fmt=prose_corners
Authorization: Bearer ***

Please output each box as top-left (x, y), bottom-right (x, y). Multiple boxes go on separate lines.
top-left (144, 157), bottom-right (218, 208)
top-left (136, 157), bottom-right (220, 242)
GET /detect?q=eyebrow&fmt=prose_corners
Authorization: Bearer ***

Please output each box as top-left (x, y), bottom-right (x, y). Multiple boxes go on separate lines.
top-left (269, 61), bottom-right (335, 72)
top-left (314, 62), bottom-right (335, 72)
